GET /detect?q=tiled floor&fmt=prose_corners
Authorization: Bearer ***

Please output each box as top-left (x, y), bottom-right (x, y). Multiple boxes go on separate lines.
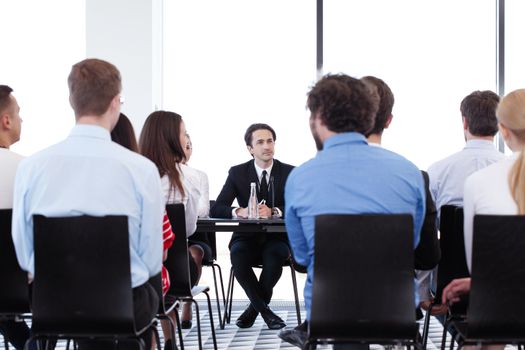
top-left (0, 299), bottom-right (462, 350)
top-left (165, 300), bottom-right (453, 350)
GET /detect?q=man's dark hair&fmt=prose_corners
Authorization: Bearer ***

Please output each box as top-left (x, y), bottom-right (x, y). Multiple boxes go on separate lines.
top-left (244, 123), bottom-right (276, 146)
top-left (460, 90), bottom-right (500, 137)
top-left (307, 74), bottom-right (378, 135)
top-left (0, 85), bottom-right (14, 113)
top-left (361, 76), bottom-right (394, 136)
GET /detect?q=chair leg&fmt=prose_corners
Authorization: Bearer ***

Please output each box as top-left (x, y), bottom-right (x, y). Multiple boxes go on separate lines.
top-left (214, 263), bottom-right (226, 307)
top-left (152, 324), bottom-right (162, 350)
top-left (172, 304), bottom-right (185, 350)
top-left (421, 303), bottom-right (434, 349)
top-left (204, 291), bottom-right (218, 350)
top-left (227, 269), bottom-right (235, 324)
top-left (289, 264), bottom-right (302, 325)
top-left (210, 265), bottom-right (223, 329)
top-left (441, 315), bottom-right (450, 350)
top-left (223, 268), bottom-right (235, 327)
top-left (192, 299), bottom-right (203, 350)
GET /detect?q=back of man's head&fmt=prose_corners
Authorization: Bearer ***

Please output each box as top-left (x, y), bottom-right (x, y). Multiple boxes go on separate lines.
top-left (460, 90), bottom-right (500, 137)
top-left (0, 85), bottom-right (14, 114)
top-left (68, 58), bottom-right (121, 118)
top-left (361, 76), bottom-right (394, 136)
top-left (307, 74), bottom-right (378, 135)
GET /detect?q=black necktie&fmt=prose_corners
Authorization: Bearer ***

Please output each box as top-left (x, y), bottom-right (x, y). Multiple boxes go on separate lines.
top-left (260, 170), bottom-right (268, 201)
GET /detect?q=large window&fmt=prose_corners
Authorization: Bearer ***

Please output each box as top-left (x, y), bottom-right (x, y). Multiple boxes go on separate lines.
top-left (0, 1), bottom-right (86, 156)
top-left (163, 1), bottom-right (317, 199)
top-left (502, 0), bottom-right (525, 154)
top-left (505, 0), bottom-right (525, 94)
top-left (324, 0), bottom-right (496, 169)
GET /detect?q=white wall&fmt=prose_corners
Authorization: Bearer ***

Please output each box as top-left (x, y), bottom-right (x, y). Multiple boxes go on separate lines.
top-left (86, 0), bottom-right (163, 136)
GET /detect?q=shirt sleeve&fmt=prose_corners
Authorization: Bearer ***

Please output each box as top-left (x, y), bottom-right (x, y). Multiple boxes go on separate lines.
top-left (197, 172), bottom-right (210, 218)
top-left (11, 160), bottom-right (33, 275)
top-left (412, 171), bottom-right (426, 248)
top-left (463, 174), bottom-right (476, 273)
top-left (184, 185), bottom-right (198, 237)
top-left (284, 174), bottom-right (310, 267)
top-left (139, 169), bottom-right (164, 277)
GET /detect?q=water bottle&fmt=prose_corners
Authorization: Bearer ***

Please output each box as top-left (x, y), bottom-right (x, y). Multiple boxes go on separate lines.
top-left (248, 182), bottom-right (259, 219)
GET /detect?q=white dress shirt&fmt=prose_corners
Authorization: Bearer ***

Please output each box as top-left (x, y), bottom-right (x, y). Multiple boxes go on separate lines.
top-left (231, 160), bottom-right (282, 217)
top-left (0, 148), bottom-right (24, 209)
top-left (427, 140), bottom-right (504, 213)
top-left (463, 153), bottom-right (518, 272)
top-left (162, 163), bottom-right (201, 237)
top-left (12, 125), bottom-right (164, 287)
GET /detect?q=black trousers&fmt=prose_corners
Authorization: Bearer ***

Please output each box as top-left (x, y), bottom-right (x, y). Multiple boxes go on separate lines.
top-left (78, 281), bottom-right (159, 350)
top-left (230, 236), bottom-right (289, 312)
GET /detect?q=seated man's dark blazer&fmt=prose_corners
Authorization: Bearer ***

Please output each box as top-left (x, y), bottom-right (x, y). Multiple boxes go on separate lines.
top-left (210, 159), bottom-right (294, 247)
top-left (414, 170), bottom-right (441, 270)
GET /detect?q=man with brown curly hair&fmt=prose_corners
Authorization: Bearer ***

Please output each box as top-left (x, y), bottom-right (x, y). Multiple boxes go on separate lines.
top-left (280, 74), bottom-right (426, 348)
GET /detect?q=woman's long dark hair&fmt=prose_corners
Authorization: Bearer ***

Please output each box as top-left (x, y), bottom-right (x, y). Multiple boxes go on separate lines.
top-left (111, 113), bottom-right (139, 153)
top-left (139, 110), bottom-right (185, 197)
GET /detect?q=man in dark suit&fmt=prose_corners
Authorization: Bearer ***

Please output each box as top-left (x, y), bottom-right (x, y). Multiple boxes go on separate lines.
top-left (210, 123), bottom-right (293, 330)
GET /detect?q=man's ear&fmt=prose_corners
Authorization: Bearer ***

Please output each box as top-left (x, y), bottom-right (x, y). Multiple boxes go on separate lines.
top-left (462, 116), bottom-right (468, 131)
top-left (246, 145), bottom-right (253, 155)
top-left (0, 113), bottom-right (10, 130)
top-left (384, 114), bottom-right (393, 129)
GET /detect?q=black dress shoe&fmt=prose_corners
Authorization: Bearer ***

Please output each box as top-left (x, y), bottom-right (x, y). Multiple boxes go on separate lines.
top-left (236, 305), bottom-right (259, 328)
top-left (260, 307), bottom-right (286, 330)
top-left (278, 328), bottom-right (307, 348)
top-left (181, 320), bottom-right (192, 329)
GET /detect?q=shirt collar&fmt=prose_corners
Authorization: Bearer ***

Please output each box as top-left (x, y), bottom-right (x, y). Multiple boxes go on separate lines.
top-left (254, 160), bottom-right (273, 181)
top-left (69, 124), bottom-right (112, 141)
top-left (323, 132), bottom-right (368, 150)
top-left (464, 139), bottom-right (497, 150)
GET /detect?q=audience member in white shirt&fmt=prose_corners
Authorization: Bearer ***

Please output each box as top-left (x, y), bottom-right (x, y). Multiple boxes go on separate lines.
top-left (139, 111), bottom-right (206, 330)
top-left (0, 85), bottom-right (34, 350)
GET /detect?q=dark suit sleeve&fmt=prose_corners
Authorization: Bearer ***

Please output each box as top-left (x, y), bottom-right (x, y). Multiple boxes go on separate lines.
top-left (414, 171), bottom-right (441, 270)
top-left (210, 168), bottom-right (238, 218)
top-left (275, 164), bottom-right (294, 218)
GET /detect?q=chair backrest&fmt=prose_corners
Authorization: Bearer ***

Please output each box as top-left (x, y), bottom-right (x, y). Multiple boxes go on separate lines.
top-left (165, 203), bottom-right (192, 297)
top-left (0, 209), bottom-right (30, 315)
top-left (311, 214), bottom-right (417, 340)
top-left (467, 215), bottom-right (525, 340)
top-left (436, 205), bottom-right (470, 302)
top-left (32, 215), bottom-right (136, 335)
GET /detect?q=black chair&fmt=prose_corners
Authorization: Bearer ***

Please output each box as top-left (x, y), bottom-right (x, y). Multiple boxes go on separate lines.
top-left (0, 209), bottom-right (31, 350)
top-left (197, 200), bottom-right (226, 329)
top-left (29, 215), bottom-right (159, 350)
top-left (421, 205), bottom-right (470, 349)
top-left (165, 204), bottom-right (218, 350)
top-left (222, 255), bottom-right (302, 329)
top-left (305, 214), bottom-right (421, 350)
top-left (448, 215), bottom-right (525, 349)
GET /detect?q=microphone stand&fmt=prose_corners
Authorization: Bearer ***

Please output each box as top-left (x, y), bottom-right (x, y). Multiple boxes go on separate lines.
top-left (270, 176), bottom-right (275, 212)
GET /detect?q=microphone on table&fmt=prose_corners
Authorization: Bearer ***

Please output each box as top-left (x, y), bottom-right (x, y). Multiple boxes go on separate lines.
top-left (270, 176), bottom-right (275, 210)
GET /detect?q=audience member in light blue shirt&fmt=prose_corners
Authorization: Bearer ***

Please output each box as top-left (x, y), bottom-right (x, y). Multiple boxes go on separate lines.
top-left (11, 59), bottom-right (163, 350)
top-left (422, 91), bottom-right (503, 311)
top-left (13, 124), bottom-right (164, 287)
top-left (280, 74), bottom-right (425, 349)
top-left (427, 91), bottom-right (504, 214)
